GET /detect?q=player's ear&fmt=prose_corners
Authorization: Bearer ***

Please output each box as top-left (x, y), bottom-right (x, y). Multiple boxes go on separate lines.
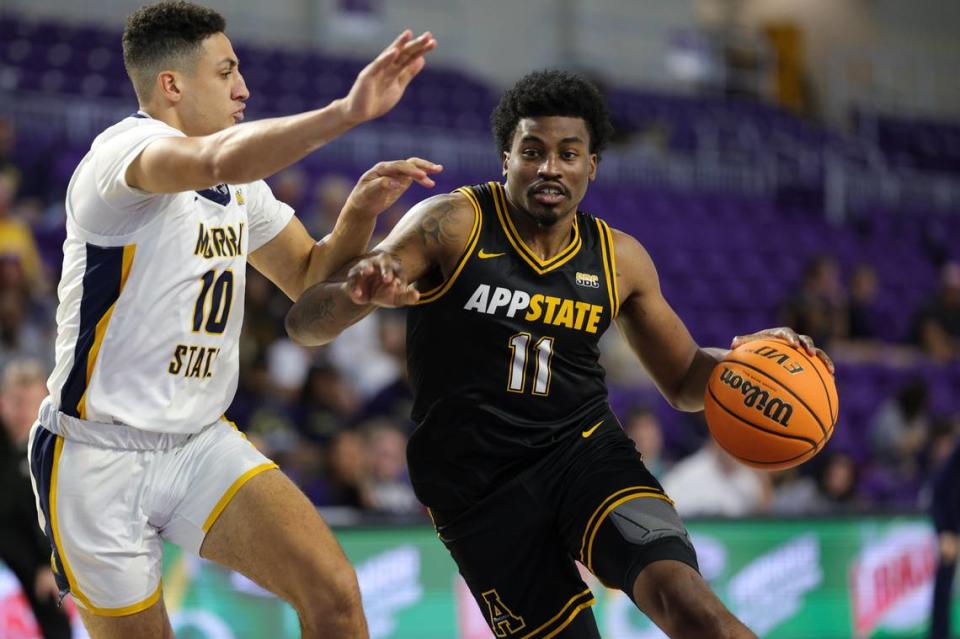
top-left (588, 153), bottom-right (598, 181)
top-left (156, 70), bottom-right (184, 104)
top-left (502, 151), bottom-right (509, 177)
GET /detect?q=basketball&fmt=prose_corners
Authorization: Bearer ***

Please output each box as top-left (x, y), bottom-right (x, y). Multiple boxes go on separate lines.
top-left (704, 338), bottom-right (838, 471)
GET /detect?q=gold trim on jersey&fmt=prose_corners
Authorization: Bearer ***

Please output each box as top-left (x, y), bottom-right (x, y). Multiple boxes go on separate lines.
top-left (77, 244), bottom-right (137, 419)
top-left (595, 219), bottom-right (620, 318)
top-left (491, 182), bottom-right (582, 275)
top-left (415, 187), bottom-right (483, 305)
top-left (578, 486), bottom-right (673, 573)
top-left (520, 588), bottom-right (595, 639)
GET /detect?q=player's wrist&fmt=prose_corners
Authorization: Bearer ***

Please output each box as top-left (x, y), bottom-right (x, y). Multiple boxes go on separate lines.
top-left (331, 96), bottom-right (367, 128)
top-left (325, 96), bottom-right (366, 130)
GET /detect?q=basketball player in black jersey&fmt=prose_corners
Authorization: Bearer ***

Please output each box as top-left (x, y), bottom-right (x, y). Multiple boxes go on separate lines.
top-left (287, 71), bottom-right (833, 638)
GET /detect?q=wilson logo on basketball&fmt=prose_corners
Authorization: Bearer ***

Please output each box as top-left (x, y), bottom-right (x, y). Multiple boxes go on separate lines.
top-left (718, 367), bottom-right (794, 426)
top-left (743, 345), bottom-right (804, 374)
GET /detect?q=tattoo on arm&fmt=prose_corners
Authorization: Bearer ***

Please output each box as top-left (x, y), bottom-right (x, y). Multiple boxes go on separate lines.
top-left (417, 200), bottom-right (457, 246)
top-left (314, 295), bottom-right (335, 320)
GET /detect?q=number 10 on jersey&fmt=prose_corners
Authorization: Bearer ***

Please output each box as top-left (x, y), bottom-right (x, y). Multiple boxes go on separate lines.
top-left (507, 333), bottom-right (555, 396)
top-left (193, 269), bottom-right (234, 334)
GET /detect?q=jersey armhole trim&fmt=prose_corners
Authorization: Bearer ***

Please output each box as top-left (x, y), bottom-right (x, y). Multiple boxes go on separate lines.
top-left (596, 219), bottom-right (620, 318)
top-left (415, 188), bottom-right (483, 305)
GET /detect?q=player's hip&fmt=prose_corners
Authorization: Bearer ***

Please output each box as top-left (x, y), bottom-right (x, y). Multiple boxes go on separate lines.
top-left (26, 417), bottom-right (275, 613)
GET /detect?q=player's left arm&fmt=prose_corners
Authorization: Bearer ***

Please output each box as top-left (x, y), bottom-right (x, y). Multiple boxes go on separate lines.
top-left (250, 158), bottom-right (441, 301)
top-left (612, 228), bottom-right (834, 412)
top-left (611, 229), bottom-right (722, 412)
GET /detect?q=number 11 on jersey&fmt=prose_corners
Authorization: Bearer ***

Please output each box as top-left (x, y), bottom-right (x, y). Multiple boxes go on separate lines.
top-left (507, 333), bottom-right (554, 396)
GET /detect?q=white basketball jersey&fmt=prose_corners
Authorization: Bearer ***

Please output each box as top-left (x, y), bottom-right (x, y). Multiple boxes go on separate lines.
top-left (47, 112), bottom-right (293, 434)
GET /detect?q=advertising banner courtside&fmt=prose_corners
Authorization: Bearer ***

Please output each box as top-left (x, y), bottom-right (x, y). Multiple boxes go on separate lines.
top-left (1, 517), bottom-right (956, 638)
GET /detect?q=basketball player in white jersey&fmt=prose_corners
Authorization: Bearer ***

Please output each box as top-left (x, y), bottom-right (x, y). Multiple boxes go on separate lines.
top-left (26, 2), bottom-right (439, 637)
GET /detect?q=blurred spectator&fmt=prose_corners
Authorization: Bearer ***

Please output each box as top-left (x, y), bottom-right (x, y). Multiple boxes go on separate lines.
top-left (912, 262), bottom-right (960, 362)
top-left (354, 309), bottom-right (414, 431)
top-left (270, 166), bottom-right (310, 214)
top-left (846, 262), bottom-right (881, 340)
top-left (0, 359), bottom-right (72, 638)
top-left (662, 439), bottom-right (771, 517)
top-left (266, 337), bottom-right (312, 402)
top-left (772, 452), bottom-right (863, 514)
top-left (314, 430), bottom-right (368, 509)
top-left (295, 363), bottom-right (361, 442)
top-left (622, 406), bottom-right (670, 477)
top-left (0, 285), bottom-right (54, 372)
top-left (0, 171), bottom-right (47, 294)
top-left (329, 313), bottom-right (399, 400)
top-left (924, 416), bottom-right (960, 474)
top-left (779, 255), bottom-right (847, 347)
top-left (870, 378), bottom-right (929, 479)
top-left (233, 269), bottom-right (287, 424)
top-left (928, 433), bottom-right (960, 639)
top-left (361, 419), bottom-right (419, 515)
top-left (0, 118), bottom-right (19, 184)
top-left (305, 174), bottom-right (353, 238)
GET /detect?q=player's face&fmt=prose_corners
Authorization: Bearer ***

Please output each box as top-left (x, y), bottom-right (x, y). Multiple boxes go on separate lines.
top-left (502, 116), bottom-right (597, 227)
top-left (177, 32), bottom-right (249, 136)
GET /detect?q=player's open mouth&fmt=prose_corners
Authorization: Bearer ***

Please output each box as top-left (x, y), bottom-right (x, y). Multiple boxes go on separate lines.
top-left (530, 184), bottom-right (566, 205)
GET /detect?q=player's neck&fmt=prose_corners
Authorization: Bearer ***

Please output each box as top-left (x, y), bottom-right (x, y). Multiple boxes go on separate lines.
top-left (138, 103), bottom-right (188, 135)
top-left (506, 201), bottom-right (577, 262)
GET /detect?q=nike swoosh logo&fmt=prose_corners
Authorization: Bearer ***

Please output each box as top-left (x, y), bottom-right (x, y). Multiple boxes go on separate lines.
top-left (581, 420), bottom-right (604, 438)
top-left (477, 249), bottom-right (505, 259)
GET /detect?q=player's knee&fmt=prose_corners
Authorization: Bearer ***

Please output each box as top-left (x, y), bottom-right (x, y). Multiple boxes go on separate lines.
top-left (306, 583), bottom-right (365, 635)
top-left (293, 566), bottom-right (364, 632)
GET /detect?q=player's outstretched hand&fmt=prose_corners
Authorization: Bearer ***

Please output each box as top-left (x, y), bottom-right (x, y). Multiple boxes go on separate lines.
top-left (731, 326), bottom-right (835, 374)
top-left (343, 252), bottom-right (419, 308)
top-left (345, 157), bottom-right (443, 218)
top-left (342, 30), bottom-right (437, 124)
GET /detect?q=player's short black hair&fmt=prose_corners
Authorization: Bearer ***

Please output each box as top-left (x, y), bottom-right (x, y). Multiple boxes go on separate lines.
top-left (122, 1), bottom-right (226, 101)
top-left (491, 70), bottom-right (614, 158)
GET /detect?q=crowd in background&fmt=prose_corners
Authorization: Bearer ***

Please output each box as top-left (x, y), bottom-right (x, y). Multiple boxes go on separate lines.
top-left (0, 115), bottom-right (959, 522)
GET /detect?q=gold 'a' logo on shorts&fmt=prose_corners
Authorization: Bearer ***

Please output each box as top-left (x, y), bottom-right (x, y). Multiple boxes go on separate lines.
top-left (481, 589), bottom-right (526, 637)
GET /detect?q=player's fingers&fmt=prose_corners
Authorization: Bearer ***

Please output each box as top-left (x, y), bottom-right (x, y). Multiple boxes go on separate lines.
top-left (815, 347), bottom-right (835, 374)
top-left (377, 159), bottom-right (442, 188)
top-left (396, 56), bottom-right (427, 88)
top-left (345, 276), bottom-right (367, 304)
top-left (374, 255), bottom-right (396, 284)
top-left (730, 332), bottom-right (762, 349)
top-left (395, 32), bottom-right (435, 68)
top-left (389, 282), bottom-right (420, 307)
top-left (384, 30), bottom-right (414, 58)
top-left (796, 333), bottom-right (816, 355)
top-left (346, 260), bottom-right (369, 280)
top-left (365, 30), bottom-right (412, 72)
top-left (406, 157), bottom-right (444, 173)
top-left (401, 284), bottom-right (420, 305)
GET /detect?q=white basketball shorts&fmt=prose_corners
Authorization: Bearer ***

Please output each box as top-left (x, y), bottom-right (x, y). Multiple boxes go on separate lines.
top-left (27, 416), bottom-right (276, 615)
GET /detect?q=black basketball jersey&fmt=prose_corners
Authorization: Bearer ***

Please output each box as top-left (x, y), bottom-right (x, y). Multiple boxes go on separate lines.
top-left (405, 181), bottom-right (621, 512)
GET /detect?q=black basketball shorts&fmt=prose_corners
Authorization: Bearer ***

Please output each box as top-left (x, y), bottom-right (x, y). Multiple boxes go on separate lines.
top-left (429, 411), bottom-right (698, 638)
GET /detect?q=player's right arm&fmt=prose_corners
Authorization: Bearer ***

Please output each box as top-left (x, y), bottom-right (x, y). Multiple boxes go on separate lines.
top-left (127, 31), bottom-right (436, 193)
top-left (285, 191), bottom-right (476, 346)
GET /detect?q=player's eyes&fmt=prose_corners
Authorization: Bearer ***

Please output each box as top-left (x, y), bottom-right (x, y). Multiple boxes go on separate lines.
top-left (562, 151), bottom-right (579, 160)
top-left (221, 71), bottom-right (232, 78)
top-left (521, 149), bottom-right (540, 158)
